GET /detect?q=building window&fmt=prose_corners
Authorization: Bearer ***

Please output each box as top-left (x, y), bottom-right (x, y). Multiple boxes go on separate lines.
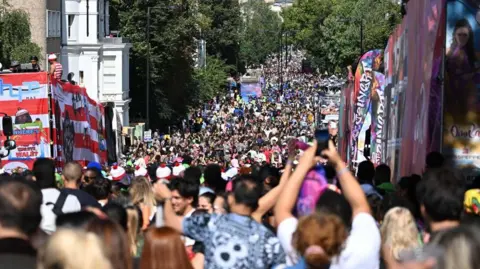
top-left (79, 71), bottom-right (84, 85)
top-left (68, 15), bottom-right (75, 38)
top-left (67, 14), bottom-right (78, 41)
top-left (47, 10), bottom-right (61, 38)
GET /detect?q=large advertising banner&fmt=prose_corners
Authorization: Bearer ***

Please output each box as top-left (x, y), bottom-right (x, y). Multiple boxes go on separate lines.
top-left (338, 80), bottom-right (353, 163)
top-left (0, 73), bottom-right (51, 172)
top-left (382, 0), bottom-right (445, 180)
top-left (370, 72), bottom-right (386, 165)
top-left (444, 0), bottom-right (480, 178)
top-left (51, 80), bottom-right (107, 168)
top-left (350, 49), bottom-right (383, 167)
top-left (428, 2), bottom-right (446, 156)
top-left (384, 20), bottom-right (408, 180)
top-left (240, 83), bottom-right (262, 102)
top-left (400, 0), bottom-right (445, 176)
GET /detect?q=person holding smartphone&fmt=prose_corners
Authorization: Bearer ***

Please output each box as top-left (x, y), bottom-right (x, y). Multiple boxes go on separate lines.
top-left (275, 140), bottom-right (381, 268)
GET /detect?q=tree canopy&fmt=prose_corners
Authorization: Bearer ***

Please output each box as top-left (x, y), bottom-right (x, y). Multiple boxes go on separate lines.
top-left (198, 0), bottom-right (242, 70)
top-left (192, 56), bottom-right (232, 105)
top-left (0, 7), bottom-right (42, 66)
top-left (284, 0), bottom-right (400, 73)
top-left (111, 0), bottom-right (400, 128)
top-left (112, 0), bottom-right (235, 128)
top-left (239, 0), bottom-right (282, 68)
top-left (113, 0), bottom-right (197, 127)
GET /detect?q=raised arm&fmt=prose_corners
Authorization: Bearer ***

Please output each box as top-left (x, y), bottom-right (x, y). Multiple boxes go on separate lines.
top-left (322, 141), bottom-right (370, 216)
top-left (252, 162), bottom-right (292, 222)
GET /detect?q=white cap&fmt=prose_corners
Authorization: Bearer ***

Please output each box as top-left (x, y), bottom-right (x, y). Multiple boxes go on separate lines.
top-left (48, 54), bottom-right (57, 60)
top-left (172, 163), bottom-right (185, 176)
top-left (134, 165), bottom-right (148, 177)
top-left (329, 122), bottom-right (338, 129)
top-left (16, 108), bottom-right (29, 117)
top-left (156, 164), bottom-right (171, 180)
top-left (110, 165), bottom-right (126, 181)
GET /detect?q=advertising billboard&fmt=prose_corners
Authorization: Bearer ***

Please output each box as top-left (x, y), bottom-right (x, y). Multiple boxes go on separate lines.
top-left (444, 0), bottom-right (480, 178)
top-left (350, 49), bottom-right (383, 167)
top-left (382, 0), bottom-right (445, 180)
top-left (0, 73), bottom-right (51, 172)
top-left (240, 82), bottom-right (262, 102)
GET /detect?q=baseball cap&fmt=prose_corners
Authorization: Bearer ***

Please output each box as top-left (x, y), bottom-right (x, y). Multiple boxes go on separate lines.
top-left (87, 162), bottom-right (102, 171)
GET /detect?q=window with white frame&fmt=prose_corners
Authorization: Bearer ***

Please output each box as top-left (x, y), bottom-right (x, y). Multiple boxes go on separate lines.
top-left (47, 10), bottom-right (61, 38)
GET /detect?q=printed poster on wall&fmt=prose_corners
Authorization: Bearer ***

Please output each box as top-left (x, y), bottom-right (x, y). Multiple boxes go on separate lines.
top-left (444, 0), bottom-right (480, 177)
top-left (0, 73), bottom-right (51, 172)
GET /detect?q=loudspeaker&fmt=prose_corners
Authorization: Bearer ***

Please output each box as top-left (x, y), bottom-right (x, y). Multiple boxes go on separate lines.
top-left (2, 116), bottom-right (13, 137)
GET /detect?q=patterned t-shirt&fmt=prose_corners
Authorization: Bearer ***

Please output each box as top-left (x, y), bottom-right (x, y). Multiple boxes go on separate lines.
top-left (183, 213), bottom-right (286, 269)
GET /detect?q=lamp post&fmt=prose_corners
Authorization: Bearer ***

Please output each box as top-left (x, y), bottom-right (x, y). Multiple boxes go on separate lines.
top-left (359, 21), bottom-right (364, 56)
top-left (278, 28), bottom-right (282, 91)
top-left (146, 7), bottom-right (155, 131)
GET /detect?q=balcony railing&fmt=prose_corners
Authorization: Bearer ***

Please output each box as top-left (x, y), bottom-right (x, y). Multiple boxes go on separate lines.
top-left (100, 36), bottom-right (130, 44)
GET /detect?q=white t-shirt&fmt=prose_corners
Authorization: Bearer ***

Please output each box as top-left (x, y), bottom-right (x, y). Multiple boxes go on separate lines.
top-left (40, 188), bottom-right (82, 234)
top-left (277, 213), bottom-right (381, 268)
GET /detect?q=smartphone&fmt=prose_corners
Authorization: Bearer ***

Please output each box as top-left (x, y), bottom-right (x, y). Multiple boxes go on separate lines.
top-left (314, 129), bottom-right (330, 156)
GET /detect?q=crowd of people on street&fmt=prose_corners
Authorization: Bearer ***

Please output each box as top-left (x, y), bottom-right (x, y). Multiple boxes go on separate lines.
top-left (0, 52), bottom-right (479, 269)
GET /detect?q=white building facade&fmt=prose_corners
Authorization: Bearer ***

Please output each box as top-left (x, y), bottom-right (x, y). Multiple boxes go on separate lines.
top-left (61, 0), bottom-right (131, 128)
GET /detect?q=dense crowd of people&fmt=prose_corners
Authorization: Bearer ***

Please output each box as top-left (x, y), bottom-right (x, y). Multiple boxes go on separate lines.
top-left (1, 143), bottom-right (479, 269)
top-left (0, 52), bottom-right (479, 269)
top-left (126, 52), bottom-right (342, 175)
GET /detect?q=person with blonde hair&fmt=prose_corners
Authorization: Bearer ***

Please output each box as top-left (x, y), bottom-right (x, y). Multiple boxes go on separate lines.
top-left (126, 206), bottom-right (141, 257)
top-left (129, 177), bottom-right (157, 229)
top-left (381, 207), bottom-right (421, 264)
top-left (38, 229), bottom-right (112, 269)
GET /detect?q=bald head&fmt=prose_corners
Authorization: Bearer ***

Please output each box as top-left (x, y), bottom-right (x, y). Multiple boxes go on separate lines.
top-left (62, 162), bottom-right (83, 183)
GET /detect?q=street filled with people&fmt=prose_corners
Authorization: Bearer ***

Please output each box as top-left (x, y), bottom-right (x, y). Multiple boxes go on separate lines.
top-left (0, 51), bottom-right (479, 269)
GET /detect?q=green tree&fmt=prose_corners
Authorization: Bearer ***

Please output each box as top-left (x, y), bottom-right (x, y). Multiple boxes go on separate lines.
top-left (239, 0), bottom-right (282, 68)
top-left (114, 0), bottom-right (197, 127)
top-left (198, 0), bottom-right (242, 69)
top-left (192, 56), bottom-right (231, 105)
top-left (0, 8), bottom-right (41, 66)
top-left (284, 0), bottom-right (400, 73)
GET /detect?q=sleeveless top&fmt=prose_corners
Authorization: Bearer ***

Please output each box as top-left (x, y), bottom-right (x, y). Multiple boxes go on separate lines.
top-left (53, 62), bottom-right (63, 80)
